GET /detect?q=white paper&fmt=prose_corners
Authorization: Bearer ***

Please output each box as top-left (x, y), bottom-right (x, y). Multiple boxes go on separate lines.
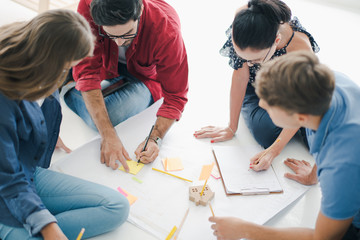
top-left (51, 99), bottom-right (313, 240)
top-left (213, 145), bottom-right (282, 194)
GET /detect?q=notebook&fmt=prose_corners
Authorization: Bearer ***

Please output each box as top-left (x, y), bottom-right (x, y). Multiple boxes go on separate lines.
top-left (212, 145), bottom-right (283, 195)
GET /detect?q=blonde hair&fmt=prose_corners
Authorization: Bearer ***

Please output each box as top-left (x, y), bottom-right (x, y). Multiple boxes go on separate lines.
top-left (0, 9), bottom-right (95, 101)
top-left (256, 51), bottom-right (335, 115)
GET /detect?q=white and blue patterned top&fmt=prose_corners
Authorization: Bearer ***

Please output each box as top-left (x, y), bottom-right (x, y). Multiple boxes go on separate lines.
top-left (220, 17), bottom-right (320, 84)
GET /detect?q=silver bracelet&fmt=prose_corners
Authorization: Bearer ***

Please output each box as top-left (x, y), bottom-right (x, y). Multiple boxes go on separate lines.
top-left (227, 126), bottom-right (235, 136)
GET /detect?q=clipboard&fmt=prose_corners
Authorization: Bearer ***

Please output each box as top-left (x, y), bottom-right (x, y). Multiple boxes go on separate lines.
top-left (212, 146), bottom-right (283, 196)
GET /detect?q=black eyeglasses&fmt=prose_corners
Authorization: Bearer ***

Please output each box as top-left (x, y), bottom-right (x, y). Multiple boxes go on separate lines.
top-left (98, 19), bottom-right (139, 40)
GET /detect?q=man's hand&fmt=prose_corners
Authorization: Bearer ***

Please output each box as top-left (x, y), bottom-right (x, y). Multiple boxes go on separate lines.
top-left (41, 222), bottom-right (68, 240)
top-left (100, 134), bottom-right (130, 171)
top-left (209, 216), bottom-right (251, 240)
top-left (284, 158), bottom-right (318, 185)
top-left (135, 139), bottom-right (159, 164)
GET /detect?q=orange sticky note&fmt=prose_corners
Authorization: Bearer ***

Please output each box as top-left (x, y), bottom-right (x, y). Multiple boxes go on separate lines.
top-left (199, 162), bottom-right (215, 180)
top-left (117, 187), bottom-right (137, 205)
top-left (162, 157), bottom-right (184, 171)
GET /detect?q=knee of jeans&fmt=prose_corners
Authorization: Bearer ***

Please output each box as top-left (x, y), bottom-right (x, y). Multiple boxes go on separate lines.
top-left (247, 119), bottom-right (281, 148)
top-left (103, 192), bottom-right (130, 228)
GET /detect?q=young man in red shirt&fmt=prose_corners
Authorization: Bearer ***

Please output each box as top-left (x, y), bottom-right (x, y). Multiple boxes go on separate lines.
top-left (63, 0), bottom-right (188, 170)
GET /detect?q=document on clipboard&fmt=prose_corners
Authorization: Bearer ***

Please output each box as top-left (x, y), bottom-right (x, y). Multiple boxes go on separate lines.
top-left (212, 145), bottom-right (283, 196)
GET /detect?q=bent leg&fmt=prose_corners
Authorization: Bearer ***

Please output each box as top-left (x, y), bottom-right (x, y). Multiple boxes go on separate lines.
top-left (34, 167), bottom-right (129, 240)
top-left (0, 225), bottom-right (40, 240)
top-left (242, 85), bottom-right (282, 148)
top-left (63, 75), bottom-right (153, 131)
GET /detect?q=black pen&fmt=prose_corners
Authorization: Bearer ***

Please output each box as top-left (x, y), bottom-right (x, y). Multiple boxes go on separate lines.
top-left (138, 125), bottom-right (155, 165)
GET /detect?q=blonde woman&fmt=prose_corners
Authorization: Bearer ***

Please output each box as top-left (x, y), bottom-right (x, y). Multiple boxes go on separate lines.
top-left (0, 10), bottom-right (129, 240)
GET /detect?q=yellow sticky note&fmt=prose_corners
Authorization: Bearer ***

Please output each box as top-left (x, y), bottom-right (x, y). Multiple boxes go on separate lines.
top-left (199, 162), bottom-right (215, 180)
top-left (119, 160), bottom-right (144, 175)
top-left (162, 157), bottom-right (184, 171)
top-left (117, 187), bottom-right (137, 205)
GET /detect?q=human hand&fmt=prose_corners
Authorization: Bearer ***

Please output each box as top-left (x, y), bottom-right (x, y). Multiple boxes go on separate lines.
top-left (284, 158), bottom-right (317, 185)
top-left (249, 148), bottom-right (277, 171)
top-left (209, 216), bottom-right (250, 240)
top-left (100, 134), bottom-right (130, 171)
top-left (135, 139), bottom-right (159, 164)
top-left (56, 137), bottom-right (72, 153)
top-left (41, 222), bottom-right (68, 240)
top-left (194, 126), bottom-right (235, 143)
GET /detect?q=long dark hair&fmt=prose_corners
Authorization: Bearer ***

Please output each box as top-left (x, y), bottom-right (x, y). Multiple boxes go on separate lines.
top-left (233, 0), bottom-right (291, 50)
top-left (91, 0), bottom-right (142, 26)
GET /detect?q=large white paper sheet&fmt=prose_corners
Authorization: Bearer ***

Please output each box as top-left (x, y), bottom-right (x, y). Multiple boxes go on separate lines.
top-left (51, 99), bottom-right (314, 240)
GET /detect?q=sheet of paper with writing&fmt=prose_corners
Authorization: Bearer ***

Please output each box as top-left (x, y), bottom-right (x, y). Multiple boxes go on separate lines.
top-left (213, 145), bottom-right (283, 195)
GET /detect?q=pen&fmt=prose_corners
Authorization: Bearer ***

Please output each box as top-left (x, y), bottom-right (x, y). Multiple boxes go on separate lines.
top-left (138, 125), bottom-right (154, 165)
top-left (253, 138), bottom-right (281, 166)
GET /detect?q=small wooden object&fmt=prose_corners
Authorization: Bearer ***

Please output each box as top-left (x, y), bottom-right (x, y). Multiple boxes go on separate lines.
top-left (189, 185), bottom-right (214, 206)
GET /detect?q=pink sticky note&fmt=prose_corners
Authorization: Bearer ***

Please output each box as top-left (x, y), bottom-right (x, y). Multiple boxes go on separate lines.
top-left (117, 187), bottom-right (128, 197)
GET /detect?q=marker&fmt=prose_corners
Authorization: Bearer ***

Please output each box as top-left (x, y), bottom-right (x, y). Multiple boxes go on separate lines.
top-left (138, 125), bottom-right (154, 165)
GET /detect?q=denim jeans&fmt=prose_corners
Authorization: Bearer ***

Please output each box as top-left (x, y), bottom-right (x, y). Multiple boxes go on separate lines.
top-left (0, 167), bottom-right (129, 240)
top-left (242, 84), bottom-right (308, 149)
top-left (63, 64), bottom-right (154, 130)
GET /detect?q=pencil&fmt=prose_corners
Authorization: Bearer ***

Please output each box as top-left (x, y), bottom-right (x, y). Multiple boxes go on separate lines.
top-left (138, 125), bottom-right (154, 165)
top-left (254, 138), bottom-right (281, 165)
top-left (165, 226), bottom-right (177, 240)
top-left (200, 178), bottom-right (208, 196)
top-left (209, 203), bottom-right (215, 217)
top-left (76, 228), bottom-right (85, 240)
top-left (152, 168), bottom-right (193, 182)
top-left (173, 208), bottom-right (190, 240)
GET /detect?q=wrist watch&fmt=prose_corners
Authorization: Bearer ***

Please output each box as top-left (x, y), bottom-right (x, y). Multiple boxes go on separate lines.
top-left (152, 136), bottom-right (162, 148)
top-left (146, 136), bottom-right (162, 148)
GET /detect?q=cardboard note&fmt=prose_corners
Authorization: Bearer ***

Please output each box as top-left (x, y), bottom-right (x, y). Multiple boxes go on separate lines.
top-left (119, 160), bottom-right (144, 175)
top-left (199, 162), bottom-right (215, 180)
top-left (117, 187), bottom-right (138, 205)
top-left (162, 157), bottom-right (184, 171)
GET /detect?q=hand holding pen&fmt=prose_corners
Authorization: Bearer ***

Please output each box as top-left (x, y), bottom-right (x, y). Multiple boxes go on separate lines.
top-left (250, 138), bottom-right (281, 171)
top-left (135, 125), bottom-right (160, 164)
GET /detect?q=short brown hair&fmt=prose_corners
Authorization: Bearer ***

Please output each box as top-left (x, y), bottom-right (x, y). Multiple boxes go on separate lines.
top-left (0, 9), bottom-right (94, 101)
top-left (255, 51), bottom-right (335, 115)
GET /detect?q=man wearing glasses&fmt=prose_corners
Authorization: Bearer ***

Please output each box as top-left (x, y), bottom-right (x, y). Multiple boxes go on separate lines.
top-left (63, 0), bottom-right (188, 171)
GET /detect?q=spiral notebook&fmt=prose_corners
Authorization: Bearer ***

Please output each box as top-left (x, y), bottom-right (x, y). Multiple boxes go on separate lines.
top-left (212, 145), bottom-right (283, 195)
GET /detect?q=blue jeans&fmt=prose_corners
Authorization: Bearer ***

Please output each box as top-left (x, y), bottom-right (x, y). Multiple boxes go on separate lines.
top-left (0, 168), bottom-right (129, 240)
top-left (63, 64), bottom-right (154, 130)
top-left (242, 84), bottom-right (308, 148)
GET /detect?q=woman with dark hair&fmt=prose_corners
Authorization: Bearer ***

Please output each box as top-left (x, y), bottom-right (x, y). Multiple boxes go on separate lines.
top-left (194, 0), bottom-right (319, 171)
top-left (0, 9), bottom-right (129, 240)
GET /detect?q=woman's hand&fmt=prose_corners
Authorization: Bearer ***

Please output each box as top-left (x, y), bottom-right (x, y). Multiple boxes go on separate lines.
top-left (194, 126), bottom-right (235, 143)
top-left (56, 137), bottom-right (72, 153)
